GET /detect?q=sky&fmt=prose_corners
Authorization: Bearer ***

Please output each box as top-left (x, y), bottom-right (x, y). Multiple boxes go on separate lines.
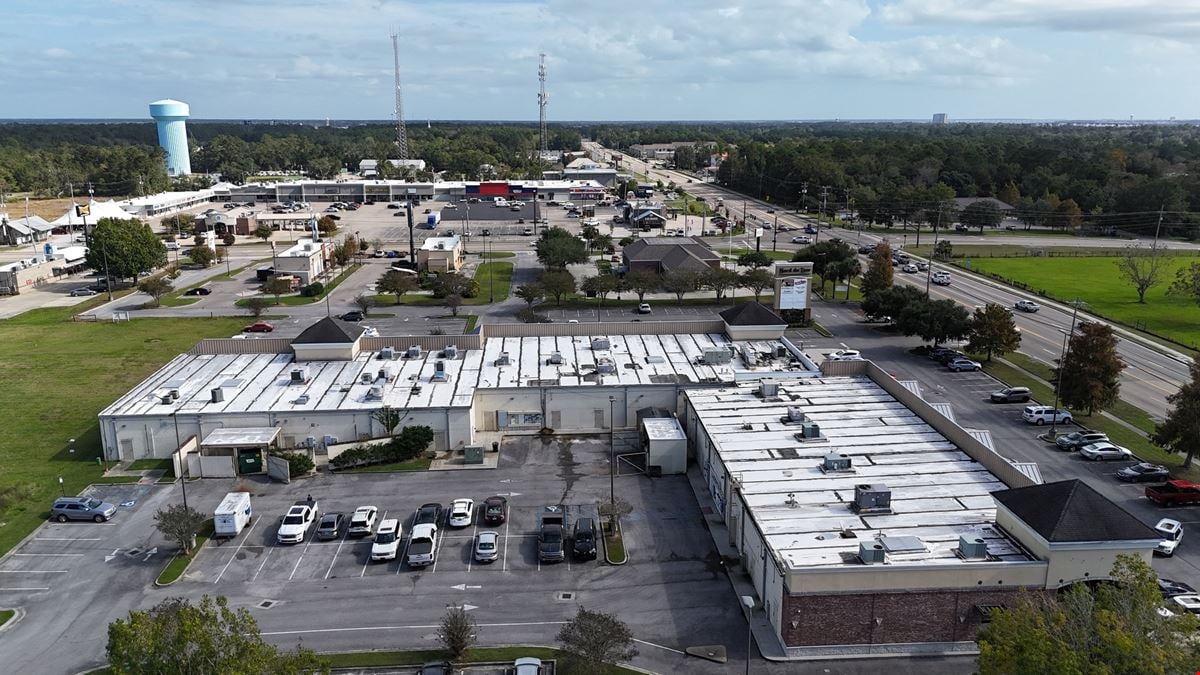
top-left (3, 0), bottom-right (1200, 121)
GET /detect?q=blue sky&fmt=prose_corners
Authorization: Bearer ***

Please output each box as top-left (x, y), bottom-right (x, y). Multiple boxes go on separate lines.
top-left (3, 0), bottom-right (1199, 121)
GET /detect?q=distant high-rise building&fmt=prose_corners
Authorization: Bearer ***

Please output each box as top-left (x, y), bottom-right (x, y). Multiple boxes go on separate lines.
top-left (932, 113), bottom-right (948, 125)
top-left (149, 99), bottom-right (191, 176)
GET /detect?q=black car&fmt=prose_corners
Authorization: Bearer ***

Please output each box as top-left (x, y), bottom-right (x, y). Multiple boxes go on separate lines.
top-left (857, 244), bottom-right (875, 254)
top-left (183, 287), bottom-right (212, 296)
top-left (804, 225), bottom-right (818, 234)
top-left (415, 503), bottom-right (442, 526)
top-left (482, 496), bottom-right (507, 524)
top-left (1159, 578), bottom-right (1196, 598)
top-left (572, 517), bottom-right (597, 561)
top-left (315, 512), bottom-right (344, 540)
top-left (339, 311), bottom-right (364, 322)
top-left (1116, 463), bottom-right (1171, 483)
top-left (481, 228), bottom-right (491, 236)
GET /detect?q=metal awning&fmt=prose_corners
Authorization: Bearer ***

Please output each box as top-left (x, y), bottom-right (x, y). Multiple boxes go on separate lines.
top-left (200, 427), bottom-right (280, 447)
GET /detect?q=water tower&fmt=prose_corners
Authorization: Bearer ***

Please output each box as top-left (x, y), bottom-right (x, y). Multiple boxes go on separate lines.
top-left (148, 99), bottom-right (191, 176)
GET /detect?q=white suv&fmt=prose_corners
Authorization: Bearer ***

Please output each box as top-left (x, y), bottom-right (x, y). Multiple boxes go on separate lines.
top-left (932, 271), bottom-right (951, 285)
top-left (370, 519), bottom-right (402, 562)
top-left (1022, 405), bottom-right (1072, 426)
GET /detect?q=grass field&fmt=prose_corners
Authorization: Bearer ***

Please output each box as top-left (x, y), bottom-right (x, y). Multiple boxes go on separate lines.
top-left (0, 609), bottom-right (13, 627)
top-left (156, 519), bottom-right (214, 585)
top-left (0, 300), bottom-right (245, 556)
top-left (962, 255), bottom-right (1200, 349)
top-left (368, 262), bottom-right (513, 307)
top-left (235, 264), bottom-right (361, 308)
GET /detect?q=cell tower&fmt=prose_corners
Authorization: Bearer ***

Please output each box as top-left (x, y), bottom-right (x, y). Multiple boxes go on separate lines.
top-left (391, 31), bottom-right (410, 160)
top-left (537, 52), bottom-right (549, 154)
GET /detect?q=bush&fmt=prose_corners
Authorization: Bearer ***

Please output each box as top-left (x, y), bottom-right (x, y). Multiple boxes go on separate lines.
top-left (270, 451), bottom-right (314, 478)
top-left (329, 425), bottom-right (435, 470)
top-left (517, 308), bottom-right (552, 323)
top-left (300, 282), bottom-right (325, 297)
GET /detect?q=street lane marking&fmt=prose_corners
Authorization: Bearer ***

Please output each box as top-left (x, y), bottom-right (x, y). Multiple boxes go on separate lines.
top-left (35, 537), bottom-right (101, 541)
top-left (0, 570), bottom-right (66, 574)
top-left (10, 553), bottom-right (82, 556)
top-left (260, 620), bottom-right (569, 636)
top-left (0, 587), bottom-right (49, 592)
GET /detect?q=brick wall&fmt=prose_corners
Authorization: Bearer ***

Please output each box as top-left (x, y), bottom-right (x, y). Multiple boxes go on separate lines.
top-left (781, 588), bottom-right (1052, 647)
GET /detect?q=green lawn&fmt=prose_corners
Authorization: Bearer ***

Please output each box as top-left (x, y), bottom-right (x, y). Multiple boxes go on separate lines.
top-left (0, 609), bottom-right (13, 627)
top-left (812, 273), bottom-right (863, 303)
top-left (156, 519), bottom-right (214, 585)
top-left (326, 646), bottom-right (637, 674)
top-left (961, 255), bottom-right (1200, 349)
top-left (471, 262), bottom-right (513, 304)
top-left (127, 458), bottom-right (174, 477)
top-left (162, 258), bottom-right (269, 307)
top-left (0, 302), bottom-right (246, 557)
top-left (718, 248), bottom-right (793, 261)
top-left (235, 264), bottom-right (361, 308)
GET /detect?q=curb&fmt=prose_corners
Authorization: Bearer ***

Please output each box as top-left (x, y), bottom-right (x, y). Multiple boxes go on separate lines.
top-left (153, 555), bottom-right (183, 587)
top-left (601, 518), bottom-right (628, 566)
top-left (0, 607), bottom-right (25, 634)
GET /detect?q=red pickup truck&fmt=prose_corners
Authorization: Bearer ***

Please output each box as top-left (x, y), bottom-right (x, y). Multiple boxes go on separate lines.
top-left (1145, 480), bottom-right (1200, 506)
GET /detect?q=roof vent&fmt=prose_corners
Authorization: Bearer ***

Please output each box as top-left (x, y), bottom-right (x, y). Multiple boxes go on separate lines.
top-left (851, 484), bottom-right (892, 514)
top-left (858, 541), bottom-right (886, 565)
top-left (820, 452), bottom-right (853, 473)
top-left (366, 385), bottom-right (383, 400)
top-left (548, 351), bottom-right (563, 365)
top-left (786, 407), bottom-right (805, 423)
top-left (702, 347), bottom-right (731, 365)
top-left (596, 357), bottom-right (616, 374)
top-left (380, 347), bottom-right (396, 360)
top-left (169, 389), bottom-right (180, 401)
top-left (740, 345), bottom-right (758, 367)
top-left (442, 345), bottom-right (458, 359)
top-left (774, 344), bottom-right (789, 359)
top-left (591, 338), bottom-right (610, 351)
top-left (791, 422), bottom-right (822, 441)
top-left (956, 534), bottom-right (989, 561)
top-left (431, 360), bottom-right (449, 382)
top-left (290, 366), bottom-right (309, 384)
top-left (496, 352), bottom-right (511, 366)
top-left (759, 381), bottom-right (778, 398)
top-left (160, 394), bottom-right (174, 405)
top-left (406, 345), bottom-right (422, 359)
top-left (210, 387), bottom-right (224, 403)
top-left (361, 371), bottom-right (373, 384)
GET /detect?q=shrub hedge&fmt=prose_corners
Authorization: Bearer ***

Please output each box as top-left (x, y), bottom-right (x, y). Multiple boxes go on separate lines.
top-left (330, 426), bottom-right (435, 470)
top-left (270, 451), bottom-right (314, 477)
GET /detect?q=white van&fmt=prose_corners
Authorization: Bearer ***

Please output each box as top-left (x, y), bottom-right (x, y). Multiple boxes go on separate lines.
top-left (213, 492), bottom-right (252, 538)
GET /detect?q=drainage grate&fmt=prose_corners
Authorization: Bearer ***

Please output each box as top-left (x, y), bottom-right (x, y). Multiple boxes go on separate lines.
top-left (125, 548), bottom-right (142, 557)
top-left (556, 592), bottom-right (574, 601)
top-left (257, 600), bottom-right (276, 609)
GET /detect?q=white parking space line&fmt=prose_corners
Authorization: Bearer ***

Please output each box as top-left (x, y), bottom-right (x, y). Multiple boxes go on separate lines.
top-left (214, 518), bottom-right (259, 584)
top-left (430, 530), bottom-right (443, 574)
top-left (467, 515), bottom-right (478, 573)
top-left (0, 587), bottom-right (49, 592)
top-left (251, 547), bottom-right (272, 583)
top-left (34, 537), bottom-right (101, 541)
top-left (502, 506), bottom-right (510, 572)
top-left (361, 510), bottom-right (386, 577)
top-left (10, 553), bottom-right (83, 557)
top-left (0, 570), bottom-right (67, 574)
top-left (260, 620), bottom-right (569, 637)
top-left (325, 532), bottom-right (349, 580)
top-left (288, 532), bottom-right (317, 581)
top-left (396, 532), bottom-right (412, 575)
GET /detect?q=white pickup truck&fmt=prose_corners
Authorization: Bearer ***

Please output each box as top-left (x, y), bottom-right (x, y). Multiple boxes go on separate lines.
top-left (407, 523), bottom-right (438, 567)
top-left (276, 499), bottom-right (318, 544)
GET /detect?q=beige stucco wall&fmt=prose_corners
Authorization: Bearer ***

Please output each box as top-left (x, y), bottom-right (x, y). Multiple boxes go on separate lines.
top-left (292, 343), bottom-right (358, 362)
top-left (785, 560), bottom-right (1049, 595)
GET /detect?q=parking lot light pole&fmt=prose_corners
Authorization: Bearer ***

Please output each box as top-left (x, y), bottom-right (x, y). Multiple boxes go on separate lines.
top-left (172, 412), bottom-right (190, 511)
top-left (608, 396), bottom-right (616, 506)
top-left (1049, 300), bottom-right (1084, 438)
top-left (741, 595), bottom-right (756, 675)
top-left (57, 476), bottom-right (64, 497)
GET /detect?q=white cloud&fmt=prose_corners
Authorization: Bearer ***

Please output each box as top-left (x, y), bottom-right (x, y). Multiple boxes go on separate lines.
top-left (879, 0), bottom-right (1200, 40)
top-left (43, 47), bottom-right (72, 59)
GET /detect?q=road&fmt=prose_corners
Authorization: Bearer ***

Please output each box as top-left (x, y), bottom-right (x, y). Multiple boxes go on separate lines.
top-left (586, 141), bottom-right (1192, 419)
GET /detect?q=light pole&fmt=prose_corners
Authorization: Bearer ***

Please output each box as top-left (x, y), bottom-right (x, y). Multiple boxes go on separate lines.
top-left (741, 595), bottom-right (756, 675)
top-left (771, 212), bottom-right (779, 252)
top-left (57, 476), bottom-right (64, 497)
top-left (172, 412), bottom-right (190, 511)
top-left (608, 396), bottom-right (616, 506)
top-left (1049, 300), bottom-right (1084, 438)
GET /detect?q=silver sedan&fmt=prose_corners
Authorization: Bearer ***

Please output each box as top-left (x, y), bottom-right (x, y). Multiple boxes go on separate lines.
top-left (474, 531), bottom-right (499, 563)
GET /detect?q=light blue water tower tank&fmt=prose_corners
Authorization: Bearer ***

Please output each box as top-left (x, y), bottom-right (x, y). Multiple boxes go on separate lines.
top-left (148, 99), bottom-right (191, 176)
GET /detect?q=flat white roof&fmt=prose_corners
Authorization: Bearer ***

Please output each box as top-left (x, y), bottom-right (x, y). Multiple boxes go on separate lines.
top-left (100, 335), bottom-right (817, 418)
top-left (643, 417), bottom-right (685, 441)
top-left (421, 236), bottom-right (460, 251)
top-left (686, 377), bottom-right (1033, 570)
top-left (201, 427), bottom-right (280, 447)
top-left (278, 239), bottom-right (322, 258)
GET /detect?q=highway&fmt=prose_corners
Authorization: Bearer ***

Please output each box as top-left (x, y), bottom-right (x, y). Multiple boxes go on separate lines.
top-left (586, 141), bottom-right (1192, 419)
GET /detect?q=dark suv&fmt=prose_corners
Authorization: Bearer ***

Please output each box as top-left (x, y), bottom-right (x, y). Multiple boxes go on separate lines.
top-left (51, 497), bottom-right (117, 523)
top-left (415, 503), bottom-right (442, 527)
top-left (572, 517), bottom-right (597, 561)
top-left (989, 387), bottom-right (1032, 403)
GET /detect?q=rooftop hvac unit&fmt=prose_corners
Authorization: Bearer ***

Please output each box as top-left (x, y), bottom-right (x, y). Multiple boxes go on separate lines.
top-left (366, 385), bottom-right (383, 400)
top-left (851, 484), bottom-right (892, 514)
top-left (304, 436), bottom-right (317, 449)
top-left (957, 534), bottom-right (989, 561)
top-left (774, 344), bottom-right (789, 359)
top-left (591, 338), bottom-right (610, 351)
top-left (290, 366), bottom-right (309, 384)
top-left (858, 541), bottom-right (886, 565)
top-left (702, 347), bottom-right (732, 365)
top-left (787, 407), bottom-right (805, 423)
top-left (210, 387), bottom-right (224, 403)
top-left (160, 394), bottom-right (173, 405)
top-left (361, 371), bottom-right (373, 384)
top-left (820, 452), bottom-right (852, 473)
top-left (406, 345), bottom-right (422, 359)
top-left (496, 352), bottom-right (511, 366)
top-left (759, 381), bottom-right (778, 398)
top-left (169, 389), bottom-right (180, 400)
top-left (596, 357), bottom-right (616, 374)
top-left (442, 345), bottom-right (458, 359)
top-left (322, 435), bottom-right (338, 448)
top-left (740, 345), bottom-right (758, 367)
top-left (548, 351), bottom-right (563, 365)
top-left (380, 347), bottom-right (396, 360)
top-left (431, 360), bottom-right (449, 382)
top-left (800, 422), bottom-right (820, 439)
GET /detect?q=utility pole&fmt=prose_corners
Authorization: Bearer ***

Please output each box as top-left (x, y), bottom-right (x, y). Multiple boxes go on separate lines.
top-left (772, 212), bottom-right (779, 252)
top-left (924, 205), bottom-right (943, 297)
top-left (390, 31), bottom-right (410, 160)
top-left (1049, 300), bottom-right (1084, 438)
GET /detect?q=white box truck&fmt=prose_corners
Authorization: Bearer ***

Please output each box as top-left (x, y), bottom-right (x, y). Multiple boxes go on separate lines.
top-left (213, 492), bottom-right (252, 538)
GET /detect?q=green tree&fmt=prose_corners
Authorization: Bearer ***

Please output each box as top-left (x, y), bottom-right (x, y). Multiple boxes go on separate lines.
top-left (153, 504), bottom-right (205, 555)
top-left (978, 555), bottom-right (1199, 675)
top-left (967, 304), bottom-right (1021, 361)
top-left (377, 270), bottom-right (418, 304)
top-left (245, 297), bottom-right (271, 318)
top-left (371, 406), bottom-right (402, 436)
top-left (823, 256), bottom-right (861, 301)
top-left (933, 239), bottom-right (954, 261)
top-left (1054, 198), bottom-right (1084, 231)
top-left (260, 276), bottom-right (292, 304)
top-left (437, 605), bottom-right (477, 663)
top-left (740, 268), bottom-right (774, 302)
top-left (792, 239), bottom-right (854, 278)
top-left (997, 181), bottom-right (1021, 208)
top-left (515, 283), bottom-right (545, 308)
top-left (353, 294), bottom-right (374, 314)
top-left (432, 273), bottom-right (478, 299)
top-left (317, 216), bottom-right (338, 235)
top-left (1154, 361), bottom-right (1200, 468)
top-left (107, 595), bottom-right (328, 674)
top-left (539, 269), bottom-right (577, 305)
top-left (737, 251), bottom-right (773, 269)
top-left (860, 242), bottom-right (894, 298)
top-left (187, 245), bottom-right (215, 268)
top-left (581, 275), bottom-right (619, 307)
top-left (624, 270), bottom-right (661, 302)
top-left (1057, 322), bottom-right (1125, 415)
top-left (137, 277), bottom-right (174, 307)
top-left (1168, 262), bottom-right (1200, 307)
top-left (862, 284), bottom-right (925, 323)
top-left (86, 217), bottom-right (167, 283)
top-left (701, 267), bottom-right (741, 300)
top-left (1115, 244), bottom-right (1165, 304)
top-left (898, 298), bottom-right (972, 346)
top-left (445, 293), bottom-right (463, 317)
top-left (556, 607), bottom-right (638, 675)
top-left (660, 269), bottom-right (700, 304)
top-left (254, 223), bottom-right (272, 243)
top-left (535, 227), bottom-right (589, 268)
top-left (960, 200), bottom-right (1003, 233)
